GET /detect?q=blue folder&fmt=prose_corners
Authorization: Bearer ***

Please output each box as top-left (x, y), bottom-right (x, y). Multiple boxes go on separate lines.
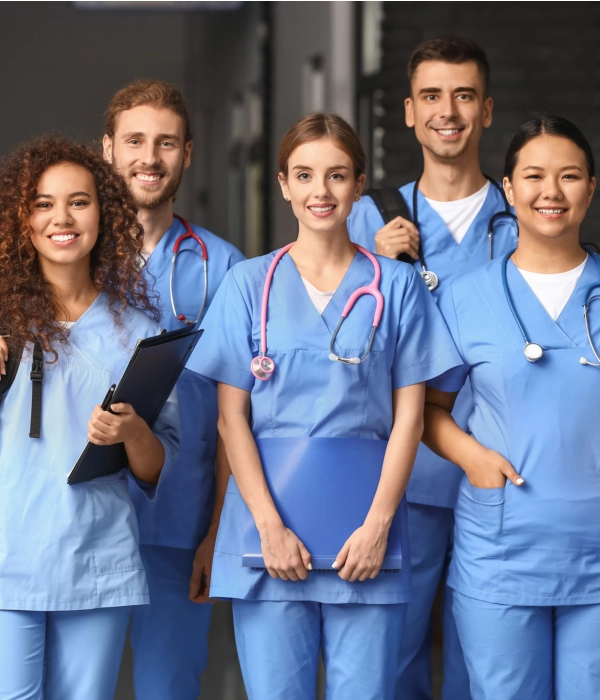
top-left (242, 437), bottom-right (405, 571)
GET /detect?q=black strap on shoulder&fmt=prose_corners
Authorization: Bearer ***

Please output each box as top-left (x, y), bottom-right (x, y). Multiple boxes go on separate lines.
top-left (29, 341), bottom-right (43, 439)
top-left (366, 187), bottom-right (411, 225)
top-left (0, 336), bottom-right (22, 402)
top-left (365, 187), bottom-right (414, 265)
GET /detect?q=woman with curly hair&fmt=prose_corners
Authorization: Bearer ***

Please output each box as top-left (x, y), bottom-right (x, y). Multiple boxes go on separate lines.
top-left (0, 137), bottom-right (179, 700)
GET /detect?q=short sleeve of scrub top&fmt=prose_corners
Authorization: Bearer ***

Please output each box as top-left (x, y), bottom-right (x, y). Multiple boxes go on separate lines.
top-left (426, 283), bottom-right (470, 394)
top-left (186, 266), bottom-right (256, 392)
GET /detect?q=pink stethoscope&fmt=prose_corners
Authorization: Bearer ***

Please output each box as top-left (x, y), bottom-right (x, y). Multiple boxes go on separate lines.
top-left (169, 214), bottom-right (208, 326)
top-left (251, 243), bottom-right (385, 381)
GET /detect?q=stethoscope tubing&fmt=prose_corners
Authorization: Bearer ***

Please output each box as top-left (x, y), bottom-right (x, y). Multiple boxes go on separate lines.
top-left (169, 214), bottom-right (209, 326)
top-left (254, 242), bottom-right (384, 379)
top-left (411, 175), bottom-right (518, 291)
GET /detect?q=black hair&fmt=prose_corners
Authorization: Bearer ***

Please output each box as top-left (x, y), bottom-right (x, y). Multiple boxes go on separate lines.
top-left (504, 114), bottom-right (595, 179)
top-left (408, 36), bottom-right (490, 95)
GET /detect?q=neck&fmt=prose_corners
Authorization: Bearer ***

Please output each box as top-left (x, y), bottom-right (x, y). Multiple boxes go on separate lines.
top-left (138, 199), bottom-right (175, 254)
top-left (289, 223), bottom-right (356, 290)
top-left (419, 148), bottom-right (487, 201)
top-left (40, 259), bottom-right (99, 321)
top-left (512, 233), bottom-right (587, 273)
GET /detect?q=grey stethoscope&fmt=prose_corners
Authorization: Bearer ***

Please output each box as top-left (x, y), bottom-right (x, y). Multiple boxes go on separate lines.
top-left (501, 248), bottom-right (600, 365)
top-left (412, 176), bottom-right (518, 291)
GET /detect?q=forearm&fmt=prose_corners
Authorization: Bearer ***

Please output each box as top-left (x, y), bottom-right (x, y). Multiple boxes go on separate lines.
top-left (366, 384), bottom-right (424, 528)
top-left (422, 402), bottom-right (485, 473)
top-left (125, 419), bottom-right (165, 485)
top-left (218, 409), bottom-right (282, 534)
top-left (205, 435), bottom-right (231, 537)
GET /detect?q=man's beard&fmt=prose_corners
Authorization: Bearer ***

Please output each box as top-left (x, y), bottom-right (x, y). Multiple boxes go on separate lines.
top-left (131, 165), bottom-right (184, 209)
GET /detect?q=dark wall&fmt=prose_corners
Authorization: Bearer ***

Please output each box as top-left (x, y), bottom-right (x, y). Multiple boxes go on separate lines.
top-left (372, 2), bottom-right (600, 241)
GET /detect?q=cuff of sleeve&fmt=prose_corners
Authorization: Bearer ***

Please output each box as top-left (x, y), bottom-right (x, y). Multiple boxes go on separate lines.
top-left (427, 365), bottom-right (468, 393)
top-left (393, 348), bottom-right (464, 389)
top-left (197, 361), bottom-right (255, 392)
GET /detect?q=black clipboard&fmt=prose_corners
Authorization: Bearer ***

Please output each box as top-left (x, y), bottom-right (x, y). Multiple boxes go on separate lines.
top-left (67, 326), bottom-right (203, 485)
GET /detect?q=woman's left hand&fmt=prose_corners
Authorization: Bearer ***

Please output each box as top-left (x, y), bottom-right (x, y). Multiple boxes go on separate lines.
top-left (333, 520), bottom-right (389, 582)
top-left (87, 402), bottom-right (145, 445)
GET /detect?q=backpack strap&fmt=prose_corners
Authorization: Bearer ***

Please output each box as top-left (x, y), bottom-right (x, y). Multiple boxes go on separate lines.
top-left (0, 332), bottom-right (22, 402)
top-left (29, 341), bottom-right (43, 439)
top-left (365, 188), bottom-right (414, 265)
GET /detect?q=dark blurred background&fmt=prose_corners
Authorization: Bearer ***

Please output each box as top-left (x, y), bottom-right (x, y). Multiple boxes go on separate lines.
top-left (3, 2), bottom-right (597, 697)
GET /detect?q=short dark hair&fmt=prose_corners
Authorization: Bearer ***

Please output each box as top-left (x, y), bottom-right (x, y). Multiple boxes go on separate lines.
top-left (504, 114), bottom-right (595, 179)
top-left (408, 36), bottom-right (490, 95)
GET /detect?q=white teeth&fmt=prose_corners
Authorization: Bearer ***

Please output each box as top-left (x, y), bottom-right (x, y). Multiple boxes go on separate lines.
top-left (51, 234), bottom-right (77, 242)
top-left (538, 209), bottom-right (565, 214)
top-left (437, 129), bottom-right (460, 135)
top-left (309, 205), bottom-right (334, 213)
top-left (136, 173), bottom-right (162, 182)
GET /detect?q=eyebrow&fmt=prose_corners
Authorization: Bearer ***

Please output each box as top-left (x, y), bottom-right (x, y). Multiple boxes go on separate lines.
top-left (122, 131), bottom-right (181, 141)
top-left (418, 86), bottom-right (477, 95)
top-left (34, 191), bottom-right (92, 200)
top-left (291, 164), bottom-right (350, 171)
top-left (522, 165), bottom-right (583, 172)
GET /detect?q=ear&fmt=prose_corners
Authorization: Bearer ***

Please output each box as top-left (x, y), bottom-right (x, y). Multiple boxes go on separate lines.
top-left (355, 174), bottom-right (367, 200)
top-left (102, 134), bottom-right (113, 164)
top-left (405, 97), bottom-right (415, 128)
top-left (183, 140), bottom-right (193, 171)
top-left (587, 176), bottom-right (596, 208)
top-left (482, 96), bottom-right (494, 129)
top-left (503, 177), bottom-right (514, 206)
top-left (278, 172), bottom-right (291, 202)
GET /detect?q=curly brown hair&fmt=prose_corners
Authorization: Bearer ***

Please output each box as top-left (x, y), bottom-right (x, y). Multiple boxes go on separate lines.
top-left (0, 135), bottom-right (159, 360)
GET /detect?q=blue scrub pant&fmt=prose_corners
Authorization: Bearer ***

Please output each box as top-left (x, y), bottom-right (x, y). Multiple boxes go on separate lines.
top-left (0, 606), bottom-right (130, 700)
top-left (233, 599), bottom-right (407, 700)
top-left (453, 592), bottom-right (600, 700)
top-left (130, 545), bottom-right (212, 700)
top-left (397, 502), bottom-right (470, 699)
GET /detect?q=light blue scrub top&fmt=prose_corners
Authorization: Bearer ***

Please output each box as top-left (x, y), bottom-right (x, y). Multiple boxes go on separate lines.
top-left (129, 217), bottom-right (244, 550)
top-left (347, 182), bottom-right (518, 508)
top-left (431, 255), bottom-right (600, 606)
top-left (0, 293), bottom-right (180, 612)
top-left (187, 249), bottom-right (461, 604)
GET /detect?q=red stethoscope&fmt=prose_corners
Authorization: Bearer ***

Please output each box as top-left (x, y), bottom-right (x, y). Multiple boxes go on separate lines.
top-left (251, 243), bottom-right (385, 381)
top-left (169, 214), bottom-right (208, 326)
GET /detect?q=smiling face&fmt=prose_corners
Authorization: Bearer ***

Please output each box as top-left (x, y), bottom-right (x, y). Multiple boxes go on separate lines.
top-left (103, 104), bottom-right (192, 210)
top-left (29, 163), bottom-right (100, 274)
top-left (503, 134), bottom-right (596, 243)
top-left (278, 138), bottom-right (365, 238)
top-left (405, 60), bottom-right (492, 161)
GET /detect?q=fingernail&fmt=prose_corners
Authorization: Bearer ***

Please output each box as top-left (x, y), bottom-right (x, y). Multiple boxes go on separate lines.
top-left (516, 477), bottom-right (524, 485)
top-left (331, 560), bottom-right (338, 569)
top-left (308, 563), bottom-right (313, 571)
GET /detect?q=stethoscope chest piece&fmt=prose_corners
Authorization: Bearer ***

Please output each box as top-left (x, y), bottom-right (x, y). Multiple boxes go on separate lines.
top-left (421, 269), bottom-right (439, 292)
top-left (251, 355), bottom-right (275, 381)
top-left (524, 342), bottom-right (544, 363)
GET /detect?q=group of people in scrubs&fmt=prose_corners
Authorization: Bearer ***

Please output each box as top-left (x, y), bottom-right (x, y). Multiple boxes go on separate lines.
top-left (0, 31), bottom-right (598, 700)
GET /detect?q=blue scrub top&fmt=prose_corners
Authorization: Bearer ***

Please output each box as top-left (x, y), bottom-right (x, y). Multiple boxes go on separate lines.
top-left (0, 293), bottom-right (180, 612)
top-left (129, 217), bottom-right (244, 550)
top-left (188, 249), bottom-right (461, 604)
top-left (348, 182), bottom-right (518, 508)
top-left (431, 255), bottom-right (600, 606)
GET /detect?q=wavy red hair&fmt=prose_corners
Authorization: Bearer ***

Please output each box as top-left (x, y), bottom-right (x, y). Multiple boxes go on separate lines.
top-left (0, 136), bottom-right (159, 360)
